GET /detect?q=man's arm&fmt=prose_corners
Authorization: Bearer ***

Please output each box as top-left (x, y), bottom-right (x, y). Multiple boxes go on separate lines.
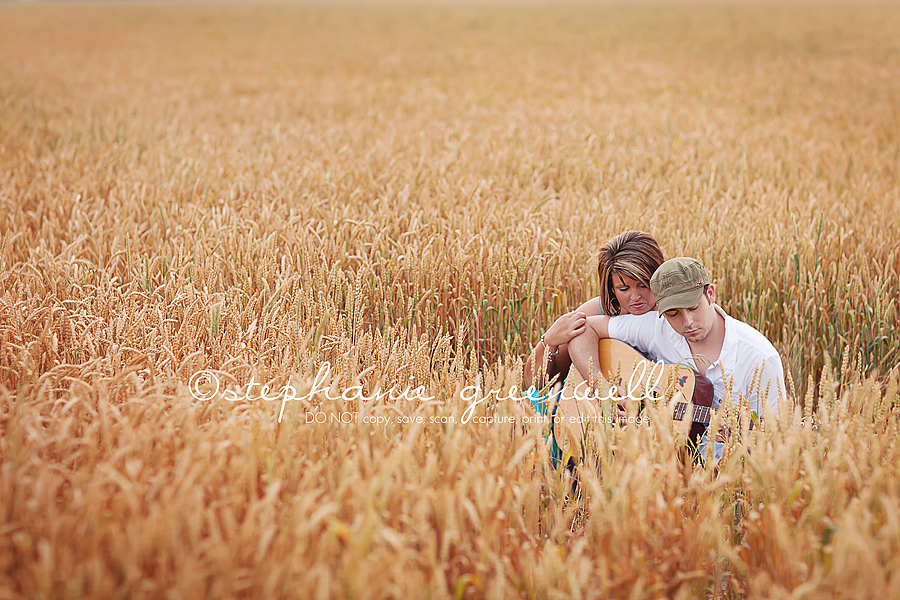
top-left (567, 315), bottom-right (611, 382)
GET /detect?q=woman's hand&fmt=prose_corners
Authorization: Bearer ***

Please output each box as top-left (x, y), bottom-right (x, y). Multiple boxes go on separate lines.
top-left (542, 311), bottom-right (587, 353)
top-left (524, 310), bottom-right (590, 389)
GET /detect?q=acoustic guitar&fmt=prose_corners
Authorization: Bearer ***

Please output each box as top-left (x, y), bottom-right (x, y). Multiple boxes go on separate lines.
top-left (551, 339), bottom-right (714, 459)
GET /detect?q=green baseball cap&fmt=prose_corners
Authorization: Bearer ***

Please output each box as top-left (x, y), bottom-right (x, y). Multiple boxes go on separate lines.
top-left (650, 257), bottom-right (711, 316)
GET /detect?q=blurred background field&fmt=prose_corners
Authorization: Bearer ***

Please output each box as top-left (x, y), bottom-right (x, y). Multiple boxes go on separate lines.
top-left (1, 1), bottom-right (899, 598)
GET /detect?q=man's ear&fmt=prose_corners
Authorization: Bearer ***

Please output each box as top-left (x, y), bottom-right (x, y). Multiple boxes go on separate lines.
top-left (706, 283), bottom-right (716, 304)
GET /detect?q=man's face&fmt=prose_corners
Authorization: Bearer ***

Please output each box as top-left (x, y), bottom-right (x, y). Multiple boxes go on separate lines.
top-left (662, 285), bottom-right (718, 343)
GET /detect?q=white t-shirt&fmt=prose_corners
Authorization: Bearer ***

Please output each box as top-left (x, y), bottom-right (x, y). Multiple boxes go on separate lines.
top-left (607, 305), bottom-right (785, 418)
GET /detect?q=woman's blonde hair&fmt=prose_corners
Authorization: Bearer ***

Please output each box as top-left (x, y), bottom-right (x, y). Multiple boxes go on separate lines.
top-left (597, 231), bottom-right (665, 315)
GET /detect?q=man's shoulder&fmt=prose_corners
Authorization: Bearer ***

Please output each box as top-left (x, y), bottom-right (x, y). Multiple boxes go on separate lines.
top-left (725, 312), bottom-right (781, 360)
top-left (608, 311), bottom-right (684, 360)
top-left (610, 310), bottom-right (663, 323)
top-left (609, 311), bottom-right (668, 334)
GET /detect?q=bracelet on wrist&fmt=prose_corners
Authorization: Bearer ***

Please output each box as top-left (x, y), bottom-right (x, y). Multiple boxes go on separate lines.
top-left (541, 334), bottom-right (560, 358)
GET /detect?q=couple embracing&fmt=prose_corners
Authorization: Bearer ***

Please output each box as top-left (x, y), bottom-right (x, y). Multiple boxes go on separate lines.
top-left (524, 231), bottom-right (786, 462)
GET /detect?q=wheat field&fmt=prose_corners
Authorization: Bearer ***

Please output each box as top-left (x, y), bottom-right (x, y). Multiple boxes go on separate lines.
top-left (1, 1), bottom-right (899, 598)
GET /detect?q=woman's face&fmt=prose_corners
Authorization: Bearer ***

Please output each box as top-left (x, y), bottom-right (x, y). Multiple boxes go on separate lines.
top-left (612, 273), bottom-right (656, 315)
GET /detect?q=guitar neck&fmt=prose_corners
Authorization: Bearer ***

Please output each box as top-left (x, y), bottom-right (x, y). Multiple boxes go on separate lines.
top-left (672, 401), bottom-right (711, 426)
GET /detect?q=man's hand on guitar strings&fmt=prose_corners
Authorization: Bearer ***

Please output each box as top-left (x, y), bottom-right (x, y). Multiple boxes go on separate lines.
top-left (715, 425), bottom-right (730, 444)
top-left (616, 399), bottom-right (628, 427)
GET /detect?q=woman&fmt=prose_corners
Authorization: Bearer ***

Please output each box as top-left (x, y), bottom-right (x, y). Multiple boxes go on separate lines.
top-left (523, 231), bottom-right (665, 474)
top-left (524, 230), bottom-right (665, 391)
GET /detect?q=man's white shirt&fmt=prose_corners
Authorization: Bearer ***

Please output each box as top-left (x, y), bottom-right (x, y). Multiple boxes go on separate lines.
top-left (607, 305), bottom-right (785, 418)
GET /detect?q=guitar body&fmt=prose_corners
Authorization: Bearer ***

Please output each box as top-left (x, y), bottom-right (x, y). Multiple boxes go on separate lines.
top-left (553, 339), bottom-right (713, 459)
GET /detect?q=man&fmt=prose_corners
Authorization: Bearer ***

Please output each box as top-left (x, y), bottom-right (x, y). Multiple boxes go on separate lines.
top-left (567, 257), bottom-right (786, 460)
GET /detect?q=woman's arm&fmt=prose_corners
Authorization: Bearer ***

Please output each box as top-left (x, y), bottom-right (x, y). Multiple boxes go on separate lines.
top-left (523, 298), bottom-right (602, 389)
top-left (567, 314), bottom-right (612, 382)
